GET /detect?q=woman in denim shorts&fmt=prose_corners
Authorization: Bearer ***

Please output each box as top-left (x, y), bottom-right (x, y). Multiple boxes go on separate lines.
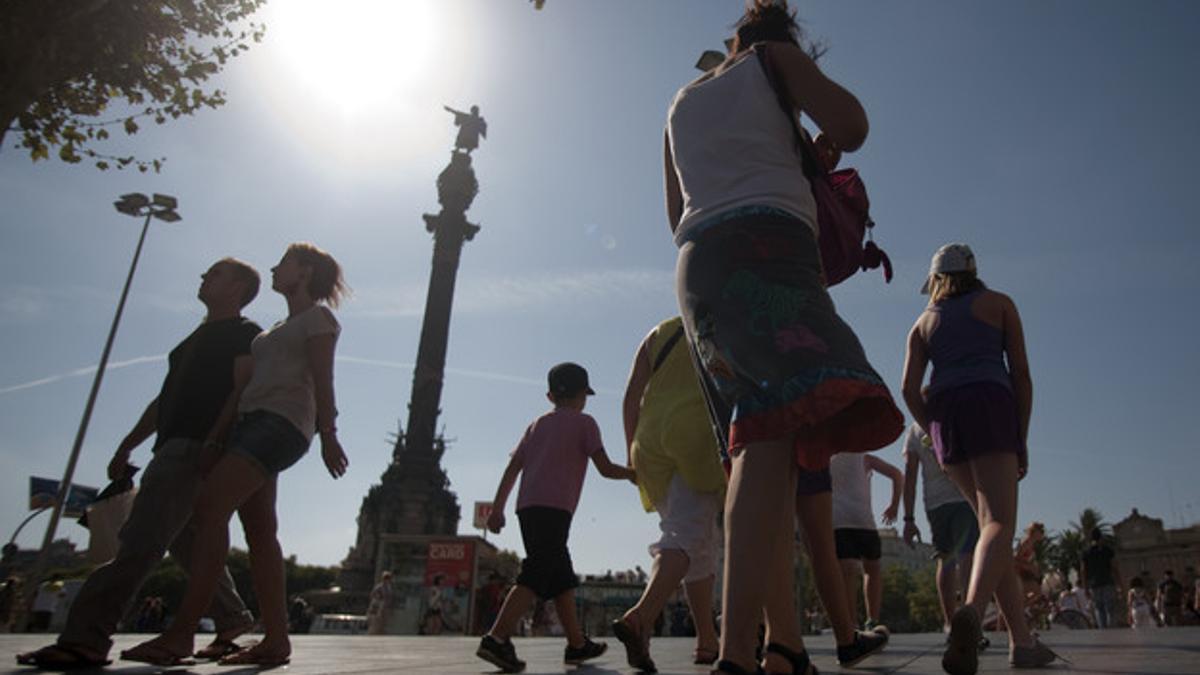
top-left (123, 243), bottom-right (348, 668)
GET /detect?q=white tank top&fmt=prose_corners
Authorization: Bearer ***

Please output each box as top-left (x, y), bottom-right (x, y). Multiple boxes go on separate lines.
top-left (667, 52), bottom-right (817, 245)
top-left (831, 453), bottom-right (876, 530)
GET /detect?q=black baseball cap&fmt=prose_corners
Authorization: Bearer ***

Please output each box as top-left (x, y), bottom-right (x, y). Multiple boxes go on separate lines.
top-left (548, 362), bottom-right (595, 397)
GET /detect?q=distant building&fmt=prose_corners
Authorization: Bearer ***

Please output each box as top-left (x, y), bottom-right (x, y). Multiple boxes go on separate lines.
top-left (1113, 508), bottom-right (1200, 587)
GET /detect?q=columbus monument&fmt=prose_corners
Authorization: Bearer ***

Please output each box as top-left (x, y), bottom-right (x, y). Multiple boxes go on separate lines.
top-left (338, 107), bottom-right (488, 604)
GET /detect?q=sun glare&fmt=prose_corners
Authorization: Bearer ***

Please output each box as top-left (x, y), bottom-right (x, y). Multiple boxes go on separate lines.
top-left (271, 0), bottom-right (437, 114)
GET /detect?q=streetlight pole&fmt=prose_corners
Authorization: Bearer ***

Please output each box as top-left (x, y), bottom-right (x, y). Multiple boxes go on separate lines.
top-left (21, 194), bottom-right (179, 626)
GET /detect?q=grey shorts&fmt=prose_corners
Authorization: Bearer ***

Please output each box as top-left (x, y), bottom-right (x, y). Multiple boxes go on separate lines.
top-left (928, 501), bottom-right (979, 557)
top-left (227, 410), bottom-right (309, 475)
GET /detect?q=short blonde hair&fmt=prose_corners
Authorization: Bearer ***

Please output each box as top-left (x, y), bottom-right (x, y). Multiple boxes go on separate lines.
top-left (928, 270), bottom-right (985, 304)
top-left (287, 242), bottom-right (349, 308)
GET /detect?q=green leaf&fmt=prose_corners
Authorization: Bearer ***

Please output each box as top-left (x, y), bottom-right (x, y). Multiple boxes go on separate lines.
top-left (124, 117), bottom-right (139, 135)
top-left (96, 161), bottom-right (110, 170)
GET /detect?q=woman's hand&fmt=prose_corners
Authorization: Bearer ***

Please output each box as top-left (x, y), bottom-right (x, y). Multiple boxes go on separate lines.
top-left (486, 511), bottom-right (505, 534)
top-left (814, 133), bottom-right (842, 172)
top-left (321, 433), bottom-right (349, 478)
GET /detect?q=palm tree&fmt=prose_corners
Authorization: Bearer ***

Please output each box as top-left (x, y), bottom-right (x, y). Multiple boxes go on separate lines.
top-left (1048, 529), bottom-right (1087, 583)
top-left (1071, 507), bottom-right (1112, 541)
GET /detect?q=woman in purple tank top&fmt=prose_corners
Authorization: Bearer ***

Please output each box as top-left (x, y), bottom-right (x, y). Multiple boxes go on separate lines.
top-left (901, 243), bottom-right (1055, 673)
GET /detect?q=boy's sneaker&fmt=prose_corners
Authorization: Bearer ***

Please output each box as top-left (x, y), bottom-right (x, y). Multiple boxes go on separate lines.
top-left (477, 635), bottom-right (525, 673)
top-left (838, 629), bottom-right (888, 667)
top-left (563, 637), bottom-right (607, 665)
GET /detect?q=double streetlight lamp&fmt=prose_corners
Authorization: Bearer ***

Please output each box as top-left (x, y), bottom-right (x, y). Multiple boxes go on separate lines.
top-left (29, 193), bottom-right (180, 585)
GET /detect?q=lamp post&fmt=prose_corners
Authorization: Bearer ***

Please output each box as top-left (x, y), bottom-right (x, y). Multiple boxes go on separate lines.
top-left (24, 193), bottom-right (180, 606)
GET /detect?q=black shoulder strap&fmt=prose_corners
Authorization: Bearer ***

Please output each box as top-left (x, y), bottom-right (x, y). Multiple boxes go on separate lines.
top-left (651, 326), bottom-right (686, 373)
top-left (753, 44), bottom-right (820, 179)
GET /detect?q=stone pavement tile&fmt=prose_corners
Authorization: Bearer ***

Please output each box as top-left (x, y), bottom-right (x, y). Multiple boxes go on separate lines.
top-left (2, 629), bottom-right (1199, 674)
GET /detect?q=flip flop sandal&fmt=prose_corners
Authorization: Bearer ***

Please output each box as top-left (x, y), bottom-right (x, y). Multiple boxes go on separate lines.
top-left (195, 638), bottom-right (244, 660)
top-left (120, 642), bottom-right (197, 668)
top-left (218, 648), bottom-right (291, 667)
top-left (16, 644), bottom-right (112, 669)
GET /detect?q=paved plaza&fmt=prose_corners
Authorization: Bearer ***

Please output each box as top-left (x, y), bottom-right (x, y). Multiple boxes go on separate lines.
top-left (3, 629), bottom-right (1200, 674)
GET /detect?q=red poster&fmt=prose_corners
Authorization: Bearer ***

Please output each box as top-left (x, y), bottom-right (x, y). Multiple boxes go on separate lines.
top-left (425, 539), bottom-right (475, 588)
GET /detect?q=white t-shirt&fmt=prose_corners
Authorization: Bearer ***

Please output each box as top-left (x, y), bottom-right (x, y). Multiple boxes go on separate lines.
top-left (238, 305), bottom-right (340, 442)
top-left (831, 453), bottom-right (876, 530)
top-left (901, 423), bottom-right (966, 512)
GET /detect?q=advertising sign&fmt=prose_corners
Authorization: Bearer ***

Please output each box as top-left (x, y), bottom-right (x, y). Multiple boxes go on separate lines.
top-left (422, 539), bottom-right (476, 635)
top-left (29, 477), bottom-right (98, 519)
top-left (472, 501), bottom-right (493, 530)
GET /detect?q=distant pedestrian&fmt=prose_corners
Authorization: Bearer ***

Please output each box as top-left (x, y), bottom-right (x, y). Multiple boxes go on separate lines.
top-left (1080, 527), bottom-right (1122, 629)
top-left (474, 363), bottom-right (636, 673)
top-left (1156, 569), bottom-right (1184, 626)
top-left (664, 3), bottom-right (904, 671)
top-left (1128, 577), bottom-right (1157, 629)
top-left (122, 242), bottom-right (349, 668)
top-left (902, 243), bottom-right (1056, 673)
top-left (830, 452), bottom-right (903, 633)
top-left (366, 571), bottom-right (394, 635)
top-left (612, 317), bottom-right (725, 671)
top-left (16, 258), bottom-right (262, 670)
top-left (901, 422), bottom-right (978, 632)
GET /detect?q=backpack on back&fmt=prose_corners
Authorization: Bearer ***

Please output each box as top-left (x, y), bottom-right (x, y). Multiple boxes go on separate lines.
top-left (754, 45), bottom-right (892, 287)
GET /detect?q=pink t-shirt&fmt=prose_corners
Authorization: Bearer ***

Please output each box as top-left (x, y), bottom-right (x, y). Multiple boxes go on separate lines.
top-left (512, 408), bottom-right (603, 514)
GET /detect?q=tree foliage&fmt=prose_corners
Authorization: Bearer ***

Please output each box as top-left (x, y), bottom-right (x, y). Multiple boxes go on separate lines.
top-left (0, 0), bottom-right (265, 172)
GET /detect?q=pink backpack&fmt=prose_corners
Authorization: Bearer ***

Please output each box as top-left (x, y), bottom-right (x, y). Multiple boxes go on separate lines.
top-left (755, 46), bottom-right (892, 287)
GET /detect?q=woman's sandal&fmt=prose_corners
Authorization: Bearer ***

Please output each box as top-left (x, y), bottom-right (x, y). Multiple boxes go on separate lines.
top-left (712, 659), bottom-right (765, 675)
top-left (694, 646), bottom-right (720, 665)
top-left (764, 642), bottom-right (819, 675)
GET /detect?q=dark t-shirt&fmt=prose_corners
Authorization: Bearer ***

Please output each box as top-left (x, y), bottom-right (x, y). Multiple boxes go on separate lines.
top-left (1159, 578), bottom-right (1184, 606)
top-left (1081, 543), bottom-right (1116, 588)
top-left (155, 317), bottom-right (261, 447)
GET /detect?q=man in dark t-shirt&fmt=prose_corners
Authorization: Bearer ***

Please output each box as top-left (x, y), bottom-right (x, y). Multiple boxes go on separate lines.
top-left (18, 258), bottom-right (263, 669)
top-left (1080, 528), bottom-right (1121, 629)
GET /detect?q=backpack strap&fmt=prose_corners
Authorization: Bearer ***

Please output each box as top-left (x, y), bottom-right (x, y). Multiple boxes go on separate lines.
top-left (651, 326), bottom-right (686, 373)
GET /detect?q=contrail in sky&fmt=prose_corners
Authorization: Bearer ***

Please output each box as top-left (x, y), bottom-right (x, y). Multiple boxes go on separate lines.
top-left (1, 354), bottom-right (615, 396)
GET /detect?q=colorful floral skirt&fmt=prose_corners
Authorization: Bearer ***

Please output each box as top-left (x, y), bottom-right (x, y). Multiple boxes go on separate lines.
top-left (675, 206), bottom-right (903, 471)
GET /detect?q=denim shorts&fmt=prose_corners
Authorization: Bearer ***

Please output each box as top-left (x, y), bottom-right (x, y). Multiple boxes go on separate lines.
top-left (227, 410), bottom-right (310, 475)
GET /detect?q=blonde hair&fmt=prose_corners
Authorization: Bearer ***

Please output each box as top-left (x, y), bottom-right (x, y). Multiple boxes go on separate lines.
top-left (928, 270), bottom-right (985, 304)
top-left (287, 242), bottom-right (349, 308)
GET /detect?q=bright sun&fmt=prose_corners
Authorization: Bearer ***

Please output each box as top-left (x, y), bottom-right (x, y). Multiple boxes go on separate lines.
top-left (270, 0), bottom-right (437, 114)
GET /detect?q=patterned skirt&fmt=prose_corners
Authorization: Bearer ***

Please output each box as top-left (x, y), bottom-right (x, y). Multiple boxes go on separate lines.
top-left (675, 206), bottom-right (903, 471)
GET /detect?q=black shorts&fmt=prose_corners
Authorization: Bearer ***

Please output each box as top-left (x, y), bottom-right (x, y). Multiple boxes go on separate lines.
top-left (516, 506), bottom-right (579, 601)
top-left (928, 501), bottom-right (979, 557)
top-left (796, 467), bottom-right (832, 496)
top-left (835, 528), bottom-right (882, 561)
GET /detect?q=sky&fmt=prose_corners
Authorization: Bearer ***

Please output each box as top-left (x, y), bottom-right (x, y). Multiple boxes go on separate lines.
top-left (1, 1), bottom-right (1198, 575)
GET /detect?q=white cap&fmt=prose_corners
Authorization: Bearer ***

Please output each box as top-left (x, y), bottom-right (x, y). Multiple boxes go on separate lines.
top-left (920, 243), bottom-right (976, 294)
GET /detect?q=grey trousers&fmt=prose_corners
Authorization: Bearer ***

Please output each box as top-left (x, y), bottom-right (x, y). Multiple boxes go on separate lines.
top-left (58, 437), bottom-right (252, 654)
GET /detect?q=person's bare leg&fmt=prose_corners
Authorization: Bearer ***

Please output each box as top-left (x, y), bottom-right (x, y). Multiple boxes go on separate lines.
top-left (762, 487), bottom-right (806, 673)
top-left (718, 438), bottom-right (796, 672)
top-left (684, 574), bottom-right (719, 657)
top-left (863, 557), bottom-right (883, 624)
top-left (122, 454), bottom-right (265, 659)
top-left (945, 454), bottom-right (1035, 648)
top-left (839, 560), bottom-right (862, 626)
top-left (237, 477), bottom-right (289, 658)
top-left (489, 585), bottom-right (536, 641)
top-left (621, 548), bottom-right (689, 641)
top-left (796, 491), bottom-right (855, 646)
top-left (937, 557), bottom-right (959, 629)
top-left (553, 589), bottom-right (585, 648)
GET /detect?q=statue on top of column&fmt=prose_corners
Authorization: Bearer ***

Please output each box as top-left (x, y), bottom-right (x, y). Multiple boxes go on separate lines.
top-left (443, 105), bottom-right (487, 154)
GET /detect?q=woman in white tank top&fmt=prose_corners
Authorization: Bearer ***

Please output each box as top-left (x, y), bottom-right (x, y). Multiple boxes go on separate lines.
top-left (664, 3), bottom-right (904, 674)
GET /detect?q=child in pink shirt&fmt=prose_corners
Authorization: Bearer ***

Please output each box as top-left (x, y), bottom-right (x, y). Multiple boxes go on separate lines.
top-left (476, 363), bottom-right (636, 673)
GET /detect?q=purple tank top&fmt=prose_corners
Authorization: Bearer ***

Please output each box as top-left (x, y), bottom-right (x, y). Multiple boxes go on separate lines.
top-left (926, 290), bottom-right (1011, 397)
